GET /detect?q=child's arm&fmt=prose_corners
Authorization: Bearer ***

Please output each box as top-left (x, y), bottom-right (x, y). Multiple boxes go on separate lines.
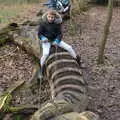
top-left (53, 24), bottom-right (63, 44)
top-left (38, 23), bottom-right (48, 42)
top-left (56, 24), bottom-right (62, 40)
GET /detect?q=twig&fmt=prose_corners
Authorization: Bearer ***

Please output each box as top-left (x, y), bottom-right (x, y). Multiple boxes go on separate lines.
top-left (0, 46), bottom-right (18, 59)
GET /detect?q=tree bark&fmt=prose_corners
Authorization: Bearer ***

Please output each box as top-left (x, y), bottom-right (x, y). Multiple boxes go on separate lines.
top-left (0, 23), bottom-right (19, 45)
top-left (0, 23), bottom-right (41, 60)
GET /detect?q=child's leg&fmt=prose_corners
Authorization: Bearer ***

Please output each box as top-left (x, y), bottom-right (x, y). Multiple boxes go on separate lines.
top-left (57, 41), bottom-right (77, 58)
top-left (40, 42), bottom-right (51, 69)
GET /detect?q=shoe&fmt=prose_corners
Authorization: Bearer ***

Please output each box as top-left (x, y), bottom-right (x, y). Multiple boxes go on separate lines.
top-left (76, 55), bottom-right (86, 69)
top-left (37, 62), bottom-right (44, 84)
top-left (37, 69), bottom-right (43, 85)
top-left (76, 55), bottom-right (82, 65)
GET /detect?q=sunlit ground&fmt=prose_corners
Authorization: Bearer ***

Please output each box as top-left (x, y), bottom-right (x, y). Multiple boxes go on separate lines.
top-left (0, 2), bottom-right (42, 28)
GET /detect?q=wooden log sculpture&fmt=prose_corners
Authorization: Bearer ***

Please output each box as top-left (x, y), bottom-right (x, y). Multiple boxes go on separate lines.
top-left (31, 46), bottom-right (99, 120)
top-left (46, 46), bottom-right (88, 112)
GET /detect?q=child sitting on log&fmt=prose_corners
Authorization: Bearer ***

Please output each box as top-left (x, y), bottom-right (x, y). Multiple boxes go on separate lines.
top-left (38, 10), bottom-right (81, 77)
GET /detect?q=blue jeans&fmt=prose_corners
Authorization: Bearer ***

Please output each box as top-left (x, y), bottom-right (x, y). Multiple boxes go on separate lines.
top-left (48, 0), bottom-right (57, 9)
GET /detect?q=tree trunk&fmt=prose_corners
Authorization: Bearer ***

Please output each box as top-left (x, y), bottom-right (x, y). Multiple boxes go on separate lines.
top-left (97, 0), bottom-right (113, 64)
top-left (0, 23), bottom-right (19, 45)
top-left (0, 23), bottom-right (40, 60)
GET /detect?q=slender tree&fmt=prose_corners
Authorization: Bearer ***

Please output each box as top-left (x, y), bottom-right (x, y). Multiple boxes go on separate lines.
top-left (98, 0), bottom-right (113, 64)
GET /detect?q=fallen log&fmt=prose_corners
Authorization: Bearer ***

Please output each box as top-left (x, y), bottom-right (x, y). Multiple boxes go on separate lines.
top-left (0, 80), bottom-right (38, 115)
top-left (0, 22), bottom-right (41, 60)
top-left (0, 80), bottom-right (25, 112)
top-left (0, 23), bottom-right (19, 45)
top-left (30, 46), bottom-right (99, 120)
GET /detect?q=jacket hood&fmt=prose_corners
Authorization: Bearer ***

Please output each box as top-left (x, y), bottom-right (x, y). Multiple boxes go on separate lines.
top-left (42, 11), bottom-right (62, 24)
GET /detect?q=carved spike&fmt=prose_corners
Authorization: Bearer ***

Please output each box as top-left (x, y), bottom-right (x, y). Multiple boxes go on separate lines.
top-left (46, 52), bottom-right (72, 65)
top-left (53, 75), bottom-right (85, 86)
top-left (47, 59), bottom-right (78, 76)
top-left (54, 84), bottom-right (85, 95)
top-left (51, 67), bottom-right (82, 80)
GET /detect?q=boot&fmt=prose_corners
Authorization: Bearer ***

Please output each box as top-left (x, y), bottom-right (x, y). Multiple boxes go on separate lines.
top-left (76, 55), bottom-right (86, 69)
top-left (76, 55), bottom-right (81, 65)
top-left (37, 70), bottom-right (43, 84)
top-left (37, 69), bottom-right (43, 84)
top-left (37, 63), bottom-right (44, 84)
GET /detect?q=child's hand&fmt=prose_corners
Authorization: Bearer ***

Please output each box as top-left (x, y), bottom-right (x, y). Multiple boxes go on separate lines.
top-left (53, 38), bottom-right (61, 45)
top-left (40, 35), bottom-right (48, 43)
top-left (42, 39), bottom-right (48, 43)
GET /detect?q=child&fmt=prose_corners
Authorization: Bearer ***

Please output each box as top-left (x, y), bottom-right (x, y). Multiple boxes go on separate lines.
top-left (38, 10), bottom-right (81, 76)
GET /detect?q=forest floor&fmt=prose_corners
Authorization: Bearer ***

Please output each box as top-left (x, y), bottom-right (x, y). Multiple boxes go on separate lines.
top-left (0, 3), bottom-right (120, 120)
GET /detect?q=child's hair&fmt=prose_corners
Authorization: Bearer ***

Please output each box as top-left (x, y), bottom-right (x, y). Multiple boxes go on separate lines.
top-left (47, 10), bottom-right (57, 17)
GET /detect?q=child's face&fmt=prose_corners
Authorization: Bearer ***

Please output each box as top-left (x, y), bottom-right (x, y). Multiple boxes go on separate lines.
top-left (47, 14), bottom-right (55, 23)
